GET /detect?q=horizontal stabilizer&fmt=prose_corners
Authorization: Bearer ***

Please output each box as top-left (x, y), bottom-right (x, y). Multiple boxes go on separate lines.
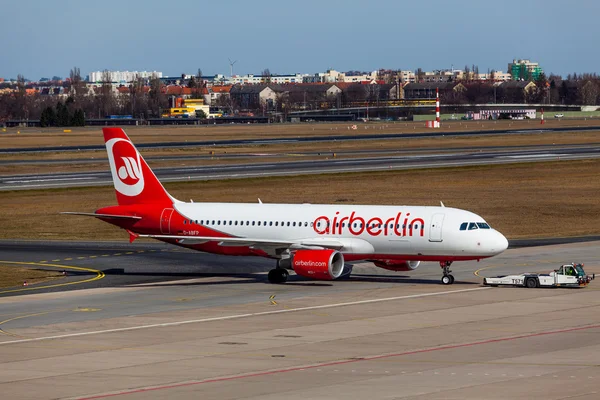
top-left (60, 212), bottom-right (142, 220)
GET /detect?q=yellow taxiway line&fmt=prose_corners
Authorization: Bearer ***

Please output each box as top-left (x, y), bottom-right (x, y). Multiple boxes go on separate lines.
top-left (0, 261), bottom-right (105, 295)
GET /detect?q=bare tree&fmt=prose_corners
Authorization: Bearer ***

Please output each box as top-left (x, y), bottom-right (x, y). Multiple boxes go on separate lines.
top-left (95, 69), bottom-right (115, 117)
top-left (261, 69), bottom-right (272, 84)
top-left (416, 68), bottom-right (425, 83)
top-left (194, 68), bottom-right (204, 99)
top-left (148, 76), bottom-right (167, 117)
top-left (68, 67), bottom-right (87, 100)
top-left (579, 80), bottom-right (600, 105)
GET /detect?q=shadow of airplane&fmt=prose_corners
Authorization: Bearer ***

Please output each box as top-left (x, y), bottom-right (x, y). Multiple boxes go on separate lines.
top-left (101, 268), bottom-right (477, 287)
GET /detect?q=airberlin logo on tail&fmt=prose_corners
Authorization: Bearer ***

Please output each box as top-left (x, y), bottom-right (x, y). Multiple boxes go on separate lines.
top-left (106, 138), bottom-right (144, 197)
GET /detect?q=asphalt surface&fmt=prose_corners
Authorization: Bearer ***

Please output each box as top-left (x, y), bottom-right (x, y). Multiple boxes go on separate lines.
top-left (1, 240), bottom-right (599, 399)
top-left (1, 236), bottom-right (599, 297)
top-left (2, 125), bottom-right (600, 154)
top-left (3, 142), bottom-right (600, 166)
top-left (3, 144), bottom-right (600, 190)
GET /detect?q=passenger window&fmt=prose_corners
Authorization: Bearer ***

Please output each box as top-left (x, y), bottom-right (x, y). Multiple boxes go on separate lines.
top-left (275, 222), bottom-right (279, 226)
top-left (304, 222), bottom-right (308, 227)
top-left (468, 222), bottom-right (478, 230)
top-left (460, 222), bottom-right (468, 230)
top-left (287, 222), bottom-right (291, 227)
top-left (184, 220), bottom-right (187, 225)
top-left (252, 221), bottom-right (255, 226)
top-left (235, 221), bottom-right (238, 225)
top-left (269, 222), bottom-right (273, 226)
top-left (217, 221), bottom-right (221, 225)
top-left (293, 222), bottom-right (296, 227)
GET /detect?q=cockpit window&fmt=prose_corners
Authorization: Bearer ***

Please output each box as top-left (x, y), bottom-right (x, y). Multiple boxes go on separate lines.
top-left (459, 222), bottom-right (468, 231)
top-left (468, 222), bottom-right (478, 230)
top-left (477, 222), bottom-right (491, 229)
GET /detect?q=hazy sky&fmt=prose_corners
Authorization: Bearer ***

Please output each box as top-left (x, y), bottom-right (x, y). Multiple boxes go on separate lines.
top-left (2, 0), bottom-right (598, 80)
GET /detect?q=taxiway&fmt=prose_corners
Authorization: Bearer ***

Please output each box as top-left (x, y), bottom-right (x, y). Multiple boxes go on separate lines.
top-left (0, 240), bottom-right (599, 399)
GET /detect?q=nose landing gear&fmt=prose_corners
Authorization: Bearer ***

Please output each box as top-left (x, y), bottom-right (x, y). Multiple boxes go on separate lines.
top-left (440, 261), bottom-right (454, 285)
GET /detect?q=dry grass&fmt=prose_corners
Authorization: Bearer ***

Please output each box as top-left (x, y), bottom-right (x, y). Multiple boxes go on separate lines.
top-left (0, 265), bottom-right (64, 288)
top-left (2, 159), bottom-right (599, 240)
top-left (2, 119), bottom-right (599, 149)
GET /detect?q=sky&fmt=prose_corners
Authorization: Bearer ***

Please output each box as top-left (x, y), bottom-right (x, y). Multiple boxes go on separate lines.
top-left (2, 0), bottom-right (599, 80)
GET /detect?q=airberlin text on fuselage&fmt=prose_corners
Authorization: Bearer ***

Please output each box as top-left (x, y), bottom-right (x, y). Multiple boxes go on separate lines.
top-left (313, 211), bottom-right (425, 237)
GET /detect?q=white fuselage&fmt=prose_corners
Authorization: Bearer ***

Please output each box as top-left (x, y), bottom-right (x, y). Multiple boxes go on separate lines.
top-left (172, 202), bottom-right (508, 261)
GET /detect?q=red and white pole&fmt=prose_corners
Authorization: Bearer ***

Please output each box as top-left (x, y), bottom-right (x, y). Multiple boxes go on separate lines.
top-left (435, 88), bottom-right (440, 127)
top-left (540, 108), bottom-right (545, 125)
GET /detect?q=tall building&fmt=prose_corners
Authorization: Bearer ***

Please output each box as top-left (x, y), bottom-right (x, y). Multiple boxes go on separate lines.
top-left (508, 59), bottom-right (543, 81)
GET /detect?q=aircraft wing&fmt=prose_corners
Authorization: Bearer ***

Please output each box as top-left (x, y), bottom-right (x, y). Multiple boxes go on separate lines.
top-left (133, 233), bottom-right (345, 250)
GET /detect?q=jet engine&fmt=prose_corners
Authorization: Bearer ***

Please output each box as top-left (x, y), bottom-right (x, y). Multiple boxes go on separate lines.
top-left (372, 260), bottom-right (421, 272)
top-left (292, 249), bottom-right (345, 280)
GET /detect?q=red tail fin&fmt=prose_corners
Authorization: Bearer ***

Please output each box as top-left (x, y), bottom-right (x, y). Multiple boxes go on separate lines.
top-left (103, 127), bottom-right (175, 206)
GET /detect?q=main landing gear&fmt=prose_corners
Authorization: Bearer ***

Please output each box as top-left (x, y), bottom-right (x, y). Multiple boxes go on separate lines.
top-left (440, 261), bottom-right (454, 285)
top-left (268, 268), bottom-right (288, 284)
top-left (268, 259), bottom-right (289, 284)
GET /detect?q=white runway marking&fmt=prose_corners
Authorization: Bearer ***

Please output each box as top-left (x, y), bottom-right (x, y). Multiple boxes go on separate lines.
top-left (0, 287), bottom-right (490, 345)
top-left (504, 153), bottom-right (570, 159)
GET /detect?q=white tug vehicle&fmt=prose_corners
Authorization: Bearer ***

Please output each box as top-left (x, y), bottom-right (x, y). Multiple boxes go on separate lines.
top-left (483, 263), bottom-right (595, 288)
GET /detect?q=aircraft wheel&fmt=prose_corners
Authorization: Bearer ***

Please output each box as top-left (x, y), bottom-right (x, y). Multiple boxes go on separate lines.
top-left (268, 268), bottom-right (288, 284)
top-left (441, 275), bottom-right (454, 285)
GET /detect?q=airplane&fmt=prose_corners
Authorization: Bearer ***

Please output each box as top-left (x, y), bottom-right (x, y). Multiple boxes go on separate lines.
top-left (63, 127), bottom-right (509, 285)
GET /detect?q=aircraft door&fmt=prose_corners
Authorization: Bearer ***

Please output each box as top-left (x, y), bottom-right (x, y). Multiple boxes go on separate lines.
top-left (160, 208), bottom-right (174, 234)
top-left (429, 213), bottom-right (445, 242)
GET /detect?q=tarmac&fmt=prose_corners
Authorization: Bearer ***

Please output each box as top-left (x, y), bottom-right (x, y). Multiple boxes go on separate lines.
top-left (0, 240), bottom-right (599, 399)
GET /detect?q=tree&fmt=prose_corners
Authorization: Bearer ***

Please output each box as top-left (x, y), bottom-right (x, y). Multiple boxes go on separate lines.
top-left (40, 106), bottom-right (56, 127)
top-left (71, 109), bottom-right (84, 126)
top-left (579, 80), bottom-right (599, 105)
top-left (56, 101), bottom-right (71, 126)
top-left (416, 68), bottom-right (425, 83)
top-left (534, 72), bottom-right (549, 103)
top-left (195, 68), bottom-right (204, 99)
top-left (128, 75), bottom-right (147, 118)
top-left (261, 69), bottom-right (272, 84)
top-left (196, 109), bottom-right (207, 119)
top-left (97, 69), bottom-right (115, 117)
top-left (148, 76), bottom-right (166, 117)
top-left (69, 66), bottom-right (87, 101)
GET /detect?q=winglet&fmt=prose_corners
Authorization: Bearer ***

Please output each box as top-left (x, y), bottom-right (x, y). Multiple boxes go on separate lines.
top-left (127, 230), bottom-right (139, 243)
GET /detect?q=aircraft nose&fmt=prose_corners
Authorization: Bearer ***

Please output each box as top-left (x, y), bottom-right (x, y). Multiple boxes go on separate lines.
top-left (494, 231), bottom-right (509, 253)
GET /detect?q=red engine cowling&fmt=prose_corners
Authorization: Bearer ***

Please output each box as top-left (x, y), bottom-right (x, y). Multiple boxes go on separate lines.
top-left (292, 249), bottom-right (345, 280)
top-left (373, 260), bottom-right (421, 271)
